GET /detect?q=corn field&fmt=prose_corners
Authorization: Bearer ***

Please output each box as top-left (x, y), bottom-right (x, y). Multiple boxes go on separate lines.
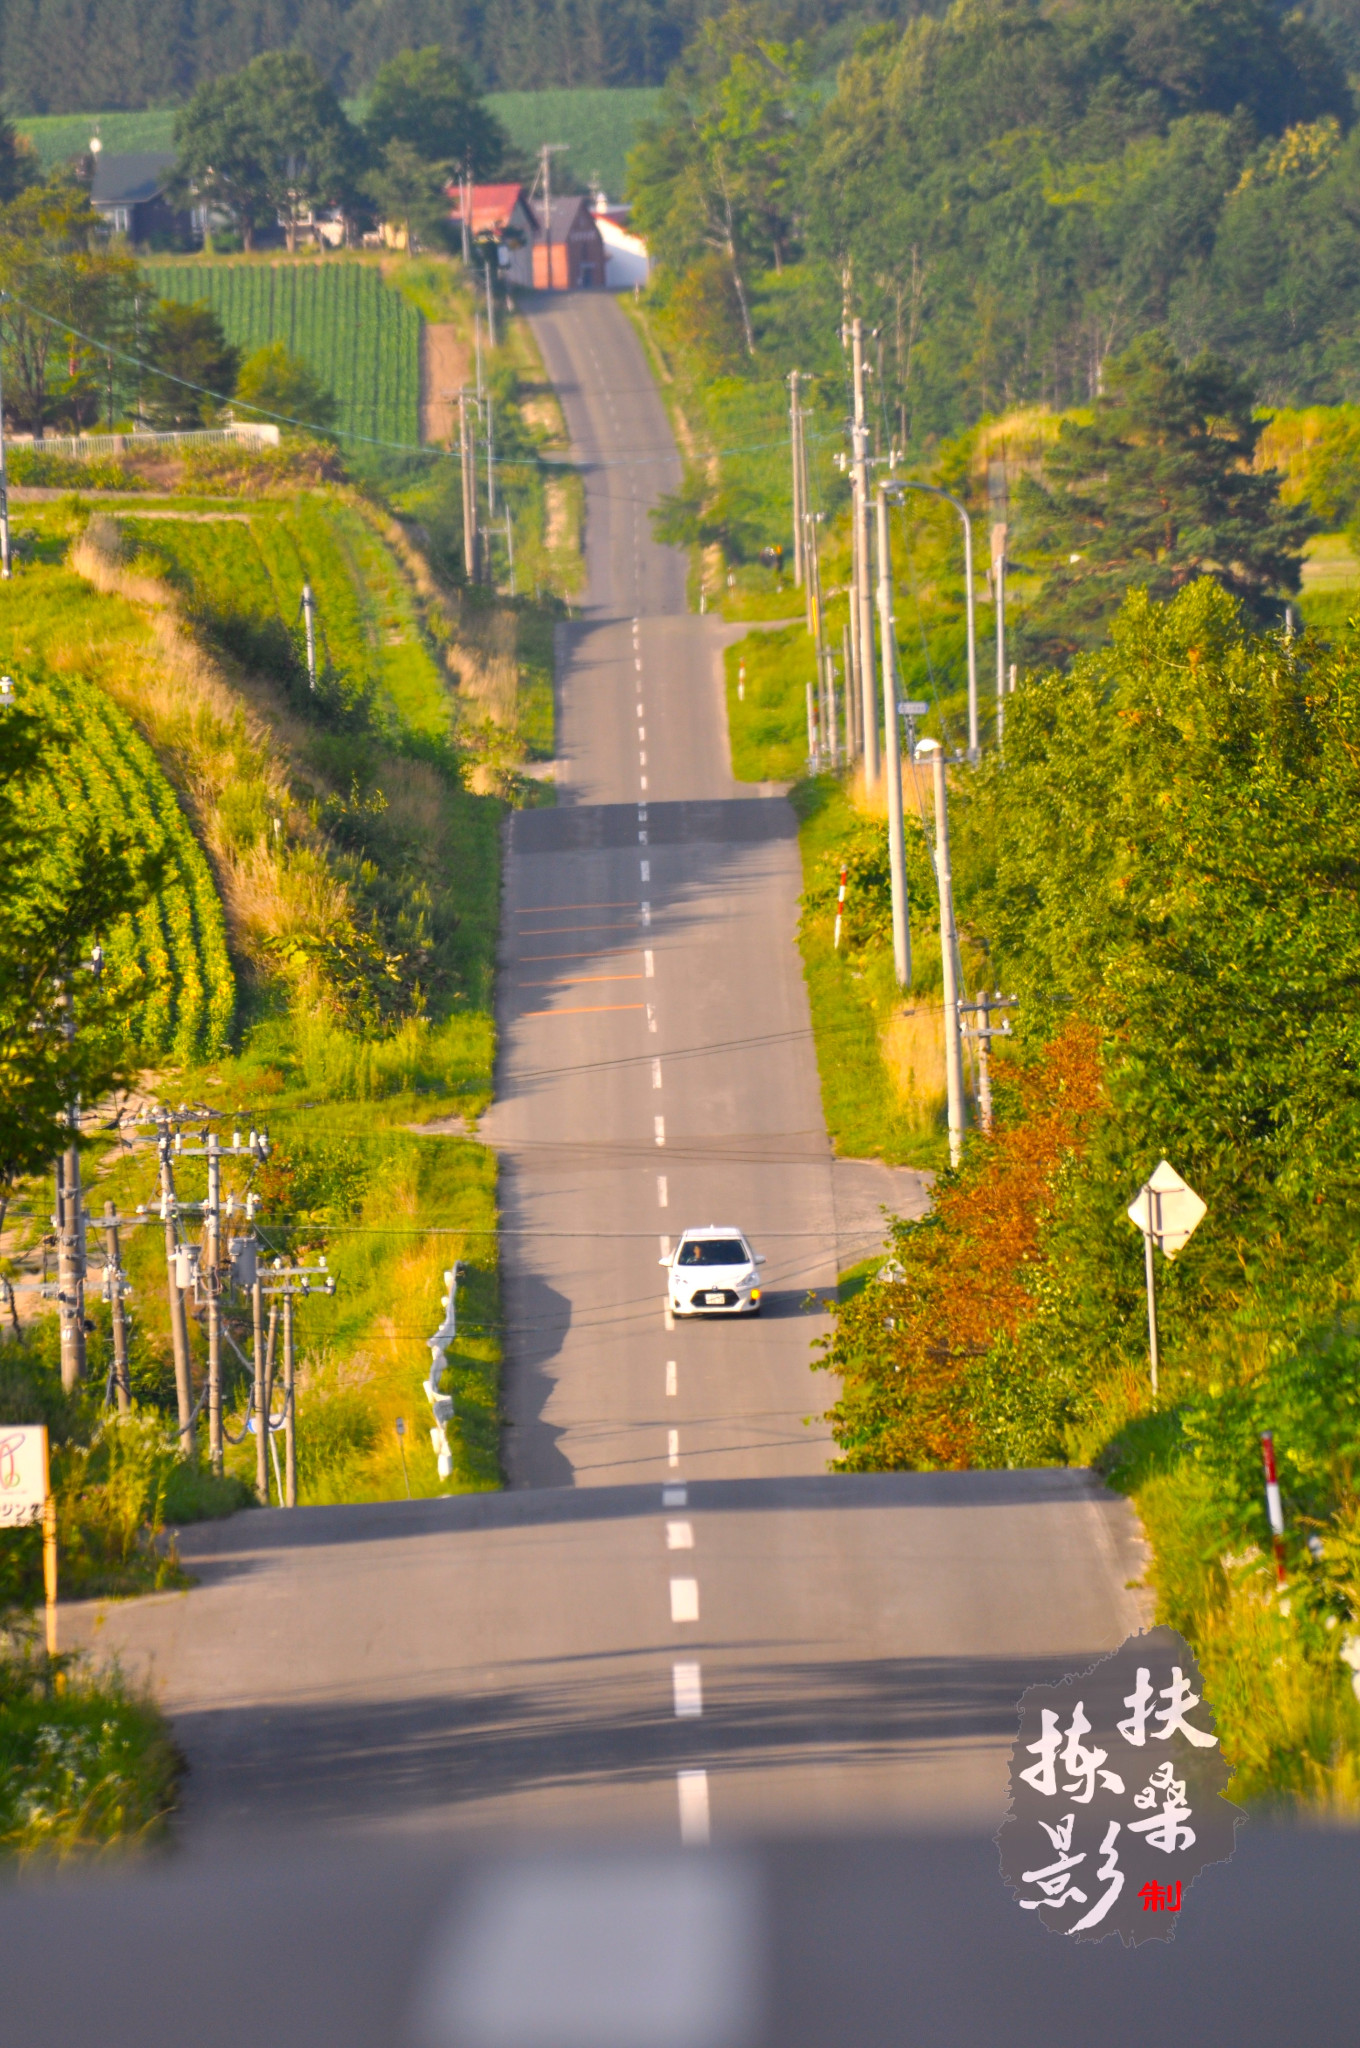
top-left (144, 260), bottom-right (420, 447)
top-left (27, 669), bottom-right (234, 1064)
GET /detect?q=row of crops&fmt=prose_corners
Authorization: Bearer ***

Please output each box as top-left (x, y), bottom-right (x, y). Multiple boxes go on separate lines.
top-left (144, 260), bottom-right (420, 447)
top-left (24, 667), bottom-right (234, 1065)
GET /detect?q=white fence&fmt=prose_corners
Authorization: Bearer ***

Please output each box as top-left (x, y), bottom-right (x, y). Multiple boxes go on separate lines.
top-left (6, 422), bottom-right (281, 461)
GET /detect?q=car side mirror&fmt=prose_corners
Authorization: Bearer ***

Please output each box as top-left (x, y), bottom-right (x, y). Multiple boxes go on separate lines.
top-left (658, 1255), bottom-right (671, 1266)
top-left (755, 1254), bottom-right (767, 1265)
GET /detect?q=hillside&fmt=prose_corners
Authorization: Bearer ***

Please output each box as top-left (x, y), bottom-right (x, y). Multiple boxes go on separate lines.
top-left (17, 85), bottom-right (661, 199)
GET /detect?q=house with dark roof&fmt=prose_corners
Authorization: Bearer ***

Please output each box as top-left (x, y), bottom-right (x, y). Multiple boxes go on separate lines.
top-left (530, 195), bottom-right (606, 290)
top-left (90, 152), bottom-right (190, 244)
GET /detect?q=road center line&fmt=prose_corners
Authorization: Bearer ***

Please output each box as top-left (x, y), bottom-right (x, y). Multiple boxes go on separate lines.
top-left (668, 1427), bottom-right (679, 1465)
top-left (677, 1769), bottom-right (710, 1843)
top-left (666, 1359), bottom-right (677, 1396)
top-left (641, 859), bottom-right (650, 881)
top-left (654, 1115), bottom-right (666, 1146)
top-left (667, 1521), bottom-right (693, 1549)
top-left (644, 949), bottom-right (654, 976)
top-left (673, 1664), bottom-right (703, 1719)
top-left (670, 1577), bottom-right (699, 1622)
top-left (652, 1058), bottom-right (663, 1087)
top-left (657, 1175), bottom-right (668, 1207)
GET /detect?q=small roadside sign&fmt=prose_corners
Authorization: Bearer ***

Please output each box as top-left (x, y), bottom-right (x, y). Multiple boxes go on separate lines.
top-left (0, 1424), bottom-right (48, 1526)
top-left (0, 1424), bottom-right (58, 1653)
top-left (1127, 1160), bottom-right (1206, 1260)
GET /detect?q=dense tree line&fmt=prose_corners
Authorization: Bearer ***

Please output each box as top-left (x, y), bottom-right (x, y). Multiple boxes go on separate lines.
top-left (632, 0), bottom-right (1360, 450)
top-left (0, 0), bottom-right (908, 106)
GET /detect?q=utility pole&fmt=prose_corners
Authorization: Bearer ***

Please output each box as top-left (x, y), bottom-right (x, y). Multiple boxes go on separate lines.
top-left (486, 380), bottom-right (496, 521)
top-left (918, 738), bottom-right (966, 1168)
top-left (874, 484), bottom-right (911, 987)
top-left (55, 1128), bottom-right (86, 1392)
top-left (484, 253), bottom-right (496, 349)
top-left (459, 391), bottom-right (479, 581)
top-left (301, 582), bottom-right (317, 689)
top-left (157, 1125), bottom-right (194, 1447)
top-left (538, 144), bottom-right (567, 289)
top-left (283, 1286), bottom-right (295, 1507)
top-left (992, 521), bottom-right (1007, 750)
top-left (850, 319), bottom-right (878, 788)
top-left (842, 622), bottom-right (857, 758)
top-left (260, 1256), bottom-right (335, 1508)
top-left (205, 1132), bottom-right (222, 1471)
top-left (460, 164), bottom-right (472, 265)
top-left (101, 1201), bottom-right (131, 1413)
top-left (789, 371), bottom-right (804, 586)
top-left (0, 292), bottom-right (11, 579)
top-left (505, 506), bottom-right (515, 596)
top-left (251, 1241), bottom-right (267, 1505)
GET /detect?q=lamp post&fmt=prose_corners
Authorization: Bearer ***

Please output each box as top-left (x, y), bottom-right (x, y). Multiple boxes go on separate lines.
top-left (894, 482), bottom-right (978, 760)
top-left (915, 737), bottom-right (966, 1167)
top-left (874, 482), bottom-right (911, 986)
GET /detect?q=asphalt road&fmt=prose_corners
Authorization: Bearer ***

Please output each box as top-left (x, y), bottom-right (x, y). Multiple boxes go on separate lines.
top-left (62, 292), bottom-right (1146, 1849)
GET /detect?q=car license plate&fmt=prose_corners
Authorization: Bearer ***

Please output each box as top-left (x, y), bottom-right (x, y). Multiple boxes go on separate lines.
top-left (702, 1292), bottom-right (724, 1305)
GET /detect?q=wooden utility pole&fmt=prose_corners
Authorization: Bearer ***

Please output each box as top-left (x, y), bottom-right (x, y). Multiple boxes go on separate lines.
top-left (282, 1288), bottom-right (296, 1509)
top-left (55, 1137), bottom-right (86, 1391)
top-left (158, 1132), bottom-right (194, 1448)
top-left (459, 391), bottom-right (479, 582)
top-left (252, 1258), bottom-right (267, 1504)
top-left (789, 371), bottom-right (803, 586)
top-left (205, 1132), bottom-right (222, 1473)
top-left (102, 1201), bottom-right (130, 1413)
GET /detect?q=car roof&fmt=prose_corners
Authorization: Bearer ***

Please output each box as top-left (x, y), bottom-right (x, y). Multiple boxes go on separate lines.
top-left (677, 1225), bottom-right (748, 1239)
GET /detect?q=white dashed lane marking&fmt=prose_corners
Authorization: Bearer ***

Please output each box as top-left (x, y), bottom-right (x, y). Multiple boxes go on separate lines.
top-left (667, 1521), bottom-right (693, 1550)
top-left (667, 1426), bottom-right (680, 1464)
top-left (666, 1358), bottom-right (677, 1396)
top-left (670, 1578), bottom-right (699, 1622)
top-left (652, 1059), bottom-right (663, 1088)
top-left (673, 1663), bottom-right (703, 1719)
top-left (657, 1174), bottom-right (668, 1207)
top-left (654, 1116), bottom-right (666, 1146)
top-left (677, 1769), bottom-right (710, 1842)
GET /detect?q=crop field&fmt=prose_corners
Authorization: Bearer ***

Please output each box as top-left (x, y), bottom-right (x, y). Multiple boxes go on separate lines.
top-left (144, 260), bottom-right (420, 446)
top-left (23, 666), bottom-right (234, 1063)
top-left (20, 89), bottom-right (660, 199)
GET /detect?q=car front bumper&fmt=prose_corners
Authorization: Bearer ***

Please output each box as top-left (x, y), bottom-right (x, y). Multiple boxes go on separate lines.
top-left (670, 1285), bottom-right (761, 1316)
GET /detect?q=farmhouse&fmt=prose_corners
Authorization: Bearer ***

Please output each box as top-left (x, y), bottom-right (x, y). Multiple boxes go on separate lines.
top-left (448, 183), bottom-right (539, 287)
top-left (530, 195), bottom-right (606, 290)
top-left (90, 152), bottom-right (191, 244)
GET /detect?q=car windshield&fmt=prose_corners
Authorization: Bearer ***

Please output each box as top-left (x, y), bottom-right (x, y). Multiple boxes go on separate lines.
top-left (677, 1239), bottom-right (748, 1266)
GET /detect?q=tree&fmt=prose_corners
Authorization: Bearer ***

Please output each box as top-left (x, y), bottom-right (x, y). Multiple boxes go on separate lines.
top-left (0, 177), bottom-right (138, 436)
top-left (629, 7), bottom-right (814, 356)
top-left (235, 342), bottom-right (339, 436)
top-left (0, 690), bottom-right (162, 1188)
top-left (172, 51), bottom-right (359, 253)
top-left (363, 46), bottom-right (507, 177)
top-left (143, 300), bottom-right (239, 428)
top-left (1016, 332), bottom-right (1314, 656)
top-left (362, 141), bottom-right (454, 254)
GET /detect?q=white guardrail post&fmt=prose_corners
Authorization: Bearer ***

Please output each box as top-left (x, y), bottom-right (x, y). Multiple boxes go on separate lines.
top-left (424, 1264), bottom-right (461, 1481)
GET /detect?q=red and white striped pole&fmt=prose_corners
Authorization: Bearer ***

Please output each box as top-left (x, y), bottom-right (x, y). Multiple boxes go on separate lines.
top-left (833, 864), bottom-right (847, 951)
top-left (1260, 1430), bottom-right (1287, 1588)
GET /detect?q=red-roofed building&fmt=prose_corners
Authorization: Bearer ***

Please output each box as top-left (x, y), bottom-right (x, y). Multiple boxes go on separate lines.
top-left (448, 182), bottom-right (539, 286)
top-left (448, 182), bottom-right (607, 291)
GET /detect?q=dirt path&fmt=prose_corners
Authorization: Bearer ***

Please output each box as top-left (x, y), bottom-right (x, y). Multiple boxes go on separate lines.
top-left (419, 324), bottom-right (468, 445)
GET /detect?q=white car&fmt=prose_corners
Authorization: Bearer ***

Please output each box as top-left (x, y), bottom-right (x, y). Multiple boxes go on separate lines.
top-left (662, 1226), bottom-right (766, 1317)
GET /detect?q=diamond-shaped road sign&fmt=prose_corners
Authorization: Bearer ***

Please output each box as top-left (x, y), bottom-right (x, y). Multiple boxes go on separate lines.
top-left (1127, 1160), bottom-right (1206, 1260)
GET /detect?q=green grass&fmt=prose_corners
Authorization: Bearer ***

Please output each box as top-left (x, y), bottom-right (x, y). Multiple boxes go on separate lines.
top-left (0, 1639), bottom-right (179, 1855)
top-left (791, 779), bottom-right (943, 1168)
top-left (726, 625), bottom-right (815, 782)
top-left (144, 258), bottom-right (420, 446)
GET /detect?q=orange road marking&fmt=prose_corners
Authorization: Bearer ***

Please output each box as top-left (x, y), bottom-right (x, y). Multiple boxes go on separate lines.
top-left (522, 1003), bottom-right (647, 1018)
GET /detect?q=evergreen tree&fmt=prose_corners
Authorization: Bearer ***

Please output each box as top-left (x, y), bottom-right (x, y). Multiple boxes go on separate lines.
top-left (1015, 332), bottom-right (1314, 657)
top-left (144, 301), bottom-right (240, 428)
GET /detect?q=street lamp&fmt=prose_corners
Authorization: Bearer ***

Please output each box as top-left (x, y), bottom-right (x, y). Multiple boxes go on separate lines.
top-left (873, 482), bottom-right (911, 987)
top-left (915, 737), bottom-right (966, 1167)
top-left (893, 481), bottom-right (978, 760)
